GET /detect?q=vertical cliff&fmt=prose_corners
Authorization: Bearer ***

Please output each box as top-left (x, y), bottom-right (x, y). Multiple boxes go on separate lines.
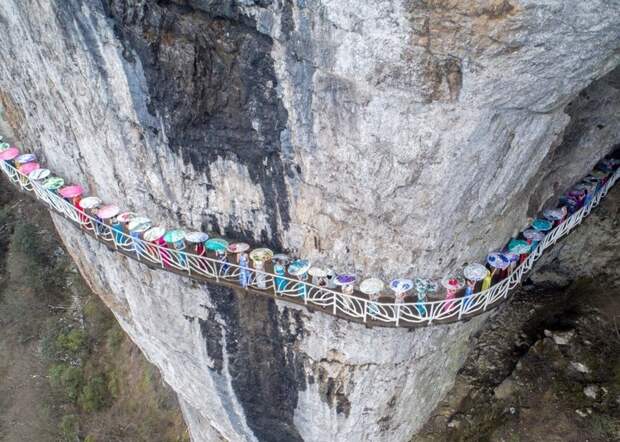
top-left (0, 1), bottom-right (619, 441)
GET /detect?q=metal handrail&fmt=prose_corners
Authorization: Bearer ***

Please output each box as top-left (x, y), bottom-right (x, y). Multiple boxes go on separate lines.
top-left (1, 159), bottom-right (617, 327)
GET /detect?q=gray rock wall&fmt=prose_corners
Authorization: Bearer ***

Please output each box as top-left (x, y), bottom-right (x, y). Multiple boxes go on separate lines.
top-left (0, 1), bottom-right (619, 440)
top-left (53, 213), bottom-right (487, 442)
top-left (3, 0), bottom-right (618, 279)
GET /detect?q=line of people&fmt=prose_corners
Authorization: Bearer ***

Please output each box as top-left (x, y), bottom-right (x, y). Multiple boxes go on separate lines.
top-left (0, 137), bottom-right (618, 319)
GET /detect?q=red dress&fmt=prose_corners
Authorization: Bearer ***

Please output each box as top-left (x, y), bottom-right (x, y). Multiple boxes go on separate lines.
top-left (194, 243), bottom-right (209, 272)
top-left (74, 197), bottom-right (89, 228)
top-left (156, 236), bottom-right (171, 267)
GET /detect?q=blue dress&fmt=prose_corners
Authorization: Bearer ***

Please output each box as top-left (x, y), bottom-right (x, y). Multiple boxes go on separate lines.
top-left (130, 231), bottom-right (145, 255)
top-left (415, 294), bottom-right (427, 317)
top-left (218, 252), bottom-right (230, 274)
top-left (367, 299), bottom-right (380, 316)
top-left (239, 255), bottom-right (251, 288)
top-left (463, 285), bottom-right (474, 310)
top-left (274, 264), bottom-right (286, 292)
top-left (94, 216), bottom-right (104, 235)
top-left (112, 222), bottom-right (124, 245)
top-left (173, 240), bottom-right (187, 267)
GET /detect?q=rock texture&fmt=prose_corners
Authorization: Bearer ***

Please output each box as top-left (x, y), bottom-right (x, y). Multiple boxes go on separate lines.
top-left (412, 184), bottom-right (620, 441)
top-left (54, 213), bottom-right (488, 441)
top-left (0, 1), bottom-right (619, 441)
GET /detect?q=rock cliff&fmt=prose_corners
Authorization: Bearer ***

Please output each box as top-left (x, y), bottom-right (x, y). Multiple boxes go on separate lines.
top-left (0, 1), bottom-right (619, 441)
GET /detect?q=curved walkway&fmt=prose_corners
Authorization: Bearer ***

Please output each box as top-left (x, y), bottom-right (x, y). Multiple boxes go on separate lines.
top-left (1, 159), bottom-right (618, 328)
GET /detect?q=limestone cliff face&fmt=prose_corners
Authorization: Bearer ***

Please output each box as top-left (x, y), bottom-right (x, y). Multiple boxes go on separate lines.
top-left (55, 214), bottom-right (487, 441)
top-left (0, 1), bottom-right (619, 441)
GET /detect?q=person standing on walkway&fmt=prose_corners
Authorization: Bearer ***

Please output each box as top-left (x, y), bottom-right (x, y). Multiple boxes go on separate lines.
top-left (238, 252), bottom-right (251, 288)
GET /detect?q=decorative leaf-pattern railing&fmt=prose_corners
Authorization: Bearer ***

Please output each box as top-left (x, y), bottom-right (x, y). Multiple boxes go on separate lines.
top-left (1, 160), bottom-right (617, 327)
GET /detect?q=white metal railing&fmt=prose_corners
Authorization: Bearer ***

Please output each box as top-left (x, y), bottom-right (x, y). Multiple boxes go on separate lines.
top-left (1, 159), bottom-right (618, 327)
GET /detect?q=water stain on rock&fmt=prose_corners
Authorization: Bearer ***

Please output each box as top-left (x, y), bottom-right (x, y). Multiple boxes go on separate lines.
top-left (201, 283), bottom-right (307, 442)
top-left (103, 0), bottom-right (291, 249)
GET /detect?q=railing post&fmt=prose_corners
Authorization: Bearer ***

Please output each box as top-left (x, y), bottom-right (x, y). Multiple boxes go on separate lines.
top-left (458, 297), bottom-right (466, 320)
top-left (483, 290), bottom-right (491, 311)
top-left (159, 246), bottom-right (165, 269)
top-left (183, 251), bottom-right (190, 274)
top-left (362, 299), bottom-right (368, 323)
top-left (92, 219), bottom-right (99, 239)
top-left (395, 304), bottom-right (400, 326)
top-left (112, 229), bottom-right (119, 250)
top-left (133, 236), bottom-right (140, 262)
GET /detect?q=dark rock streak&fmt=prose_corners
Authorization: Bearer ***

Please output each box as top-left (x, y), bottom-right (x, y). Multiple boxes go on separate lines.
top-left (202, 283), bottom-right (307, 442)
top-left (103, 0), bottom-right (291, 249)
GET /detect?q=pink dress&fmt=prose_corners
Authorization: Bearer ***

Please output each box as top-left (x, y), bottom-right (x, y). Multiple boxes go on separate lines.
top-left (156, 236), bottom-right (171, 267)
top-left (443, 289), bottom-right (457, 312)
top-left (195, 243), bottom-right (209, 272)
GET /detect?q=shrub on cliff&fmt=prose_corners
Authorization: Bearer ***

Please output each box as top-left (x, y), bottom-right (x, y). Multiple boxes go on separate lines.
top-left (78, 374), bottom-right (111, 412)
top-left (11, 222), bottom-right (61, 293)
top-left (59, 414), bottom-right (80, 442)
top-left (49, 363), bottom-right (84, 403)
top-left (56, 328), bottom-right (88, 354)
top-left (12, 222), bottom-right (43, 260)
top-left (42, 322), bottom-right (89, 362)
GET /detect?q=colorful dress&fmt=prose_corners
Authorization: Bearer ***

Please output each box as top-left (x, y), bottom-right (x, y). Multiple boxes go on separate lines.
top-left (156, 236), bottom-right (171, 267)
top-left (442, 289), bottom-right (457, 313)
top-left (464, 280), bottom-right (475, 310)
top-left (75, 198), bottom-right (89, 228)
top-left (131, 231), bottom-right (146, 256)
top-left (481, 272), bottom-right (493, 291)
top-left (195, 243), bottom-right (209, 273)
top-left (111, 221), bottom-right (125, 245)
top-left (415, 293), bottom-right (427, 317)
top-left (254, 261), bottom-right (267, 289)
top-left (274, 264), bottom-right (287, 292)
top-left (172, 240), bottom-right (187, 268)
top-left (239, 254), bottom-right (251, 288)
top-left (93, 215), bottom-right (105, 235)
top-left (195, 243), bottom-right (206, 256)
top-left (217, 251), bottom-right (229, 274)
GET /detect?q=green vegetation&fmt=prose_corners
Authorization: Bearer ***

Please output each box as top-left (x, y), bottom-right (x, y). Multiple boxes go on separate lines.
top-left (12, 221), bottom-right (66, 294)
top-left (59, 365), bottom-right (84, 402)
top-left (591, 414), bottom-right (620, 440)
top-left (0, 188), bottom-right (187, 441)
top-left (79, 375), bottom-right (111, 412)
top-left (12, 222), bottom-right (42, 257)
top-left (57, 328), bottom-right (89, 354)
top-left (106, 366), bottom-right (122, 399)
top-left (59, 414), bottom-right (80, 442)
top-left (49, 363), bottom-right (83, 402)
top-left (42, 322), bottom-right (88, 362)
top-left (105, 324), bottom-right (124, 353)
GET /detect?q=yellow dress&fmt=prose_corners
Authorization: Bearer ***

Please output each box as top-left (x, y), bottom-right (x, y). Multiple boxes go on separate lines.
top-left (481, 272), bottom-right (493, 291)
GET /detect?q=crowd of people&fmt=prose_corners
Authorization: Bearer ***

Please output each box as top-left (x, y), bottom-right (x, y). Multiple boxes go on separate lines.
top-left (0, 137), bottom-right (618, 318)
